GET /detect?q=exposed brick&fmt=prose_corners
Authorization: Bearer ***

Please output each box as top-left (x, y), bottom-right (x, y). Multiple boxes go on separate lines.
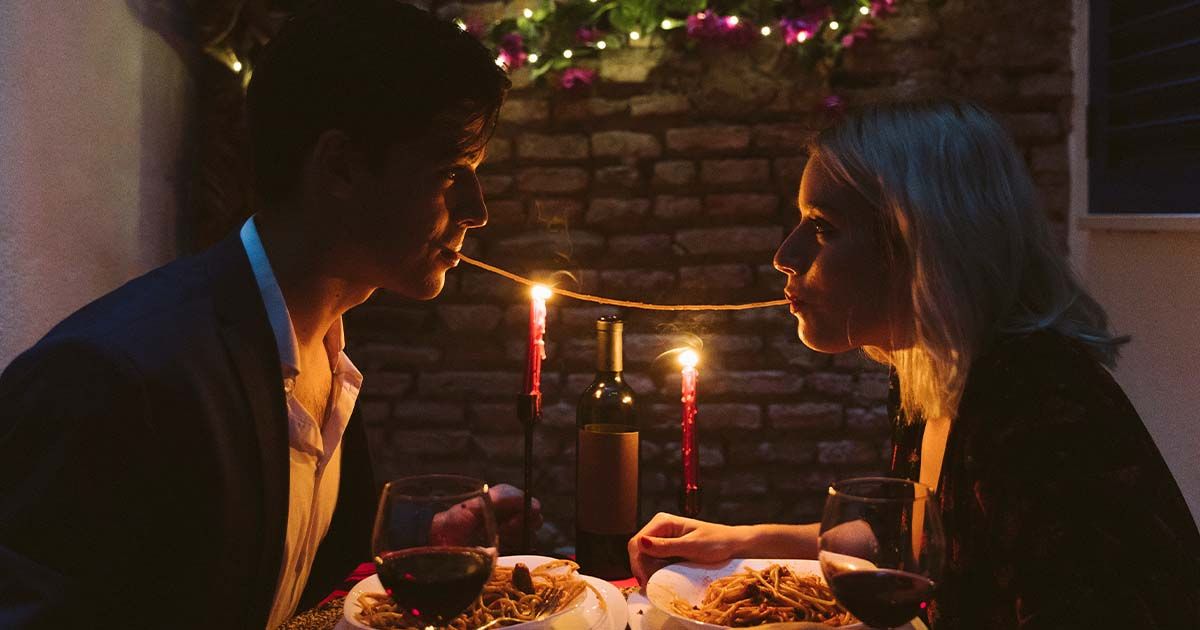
top-left (554, 97), bottom-right (630, 121)
top-left (529, 198), bottom-right (585, 226)
top-left (458, 271), bottom-right (511, 299)
top-left (704, 193), bottom-right (779, 219)
top-left (700, 159), bottom-right (770, 187)
top-left (807, 372), bottom-right (854, 396)
top-left (856, 372), bottom-right (890, 402)
top-left (560, 306), bottom-right (620, 329)
top-left (484, 138), bottom-right (512, 164)
top-left (484, 199), bottom-right (525, 227)
top-left (666, 126), bottom-right (751, 154)
top-left (517, 133), bottom-right (589, 160)
top-left (436, 304), bottom-right (503, 333)
top-left (471, 433), bottom-right (561, 462)
top-left (752, 123), bottom-right (817, 152)
top-left (489, 230), bottom-right (604, 260)
top-left (653, 161), bottom-right (697, 187)
top-left (392, 402), bottom-right (466, 427)
top-left (387, 430), bottom-right (472, 456)
top-left (594, 165), bottom-right (641, 192)
top-left (541, 401), bottom-right (576, 429)
top-left (772, 470), bottom-right (837, 494)
top-left (679, 264), bottom-right (753, 290)
top-left (1031, 144), bottom-right (1068, 174)
top-left (768, 335), bottom-right (831, 369)
top-left (361, 372), bottom-right (415, 397)
top-left (359, 400), bottom-right (391, 426)
top-left (663, 442), bottom-right (726, 469)
top-left (712, 472), bottom-right (769, 496)
top-left (700, 370), bottom-right (805, 395)
top-left (1000, 113), bottom-right (1061, 143)
top-left (502, 98), bottom-right (549, 124)
top-left (599, 269), bottom-right (676, 294)
top-left (516, 167), bottom-right (589, 194)
top-left (773, 156), bottom-right (808, 192)
top-left (352, 343), bottom-right (442, 369)
top-left (675, 226), bottom-right (783, 255)
top-left (770, 402), bottom-right (843, 431)
top-left (817, 440), bottom-right (879, 465)
top-left (654, 196), bottom-right (702, 222)
top-left (600, 47), bottom-right (667, 83)
top-left (631, 93), bottom-right (691, 117)
top-left (586, 198), bottom-right (651, 228)
top-left (420, 371), bottom-right (526, 399)
top-left (877, 15), bottom-right (939, 42)
top-left (846, 406), bottom-right (890, 432)
top-left (592, 131), bottom-right (662, 159)
top-left (704, 334), bottom-right (765, 355)
top-left (728, 440), bottom-right (816, 466)
top-left (478, 174), bottom-right (513, 196)
top-left (1018, 73), bottom-right (1072, 97)
top-left (608, 233), bottom-right (673, 258)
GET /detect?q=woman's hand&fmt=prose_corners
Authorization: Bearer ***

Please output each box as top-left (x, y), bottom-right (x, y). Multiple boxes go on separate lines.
top-left (627, 513), bottom-right (749, 585)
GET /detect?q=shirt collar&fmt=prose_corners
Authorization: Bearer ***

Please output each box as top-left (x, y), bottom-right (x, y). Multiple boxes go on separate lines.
top-left (239, 216), bottom-right (349, 378)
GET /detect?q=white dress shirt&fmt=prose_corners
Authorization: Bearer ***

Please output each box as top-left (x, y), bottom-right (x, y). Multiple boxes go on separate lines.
top-left (240, 217), bottom-right (364, 629)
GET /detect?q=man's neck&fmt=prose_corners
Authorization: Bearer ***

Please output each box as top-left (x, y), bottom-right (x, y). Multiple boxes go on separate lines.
top-left (253, 209), bottom-right (374, 352)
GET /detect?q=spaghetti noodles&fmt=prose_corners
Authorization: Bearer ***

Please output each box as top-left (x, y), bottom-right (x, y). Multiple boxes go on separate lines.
top-left (355, 559), bottom-right (595, 629)
top-left (669, 564), bottom-right (856, 627)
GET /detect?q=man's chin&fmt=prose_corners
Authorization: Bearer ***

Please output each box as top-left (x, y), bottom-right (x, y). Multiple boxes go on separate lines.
top-left (387, 273), bottom-right (446, 301)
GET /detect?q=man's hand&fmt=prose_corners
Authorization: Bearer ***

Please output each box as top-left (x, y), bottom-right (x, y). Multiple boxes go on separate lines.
top-left (627, 512), bottom-right (748, 586)
top-left (430, 483), bottom-right (542, 553)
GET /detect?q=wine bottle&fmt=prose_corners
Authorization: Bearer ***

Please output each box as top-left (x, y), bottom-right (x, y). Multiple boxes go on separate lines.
top-left (575, 316), bottom-right (639, 579)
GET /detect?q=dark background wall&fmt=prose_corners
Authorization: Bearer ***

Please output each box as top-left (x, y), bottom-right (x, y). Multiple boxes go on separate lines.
top-left (349, 0), bottom-right (1073, 553)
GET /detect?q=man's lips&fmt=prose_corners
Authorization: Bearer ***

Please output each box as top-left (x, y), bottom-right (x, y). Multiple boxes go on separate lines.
top-left (436, 243), bottom-right (462, 266)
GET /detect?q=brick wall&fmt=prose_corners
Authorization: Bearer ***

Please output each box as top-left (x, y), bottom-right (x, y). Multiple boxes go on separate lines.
top-left (348, 0), bottom-right (1073, 553)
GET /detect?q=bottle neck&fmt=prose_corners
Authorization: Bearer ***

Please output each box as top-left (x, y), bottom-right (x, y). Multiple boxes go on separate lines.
top-left (597, 329), bottom-right (623, 372)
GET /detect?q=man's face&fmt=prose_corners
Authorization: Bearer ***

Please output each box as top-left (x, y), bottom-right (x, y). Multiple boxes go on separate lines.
top-left (342, 129), bottom-right (489, 300)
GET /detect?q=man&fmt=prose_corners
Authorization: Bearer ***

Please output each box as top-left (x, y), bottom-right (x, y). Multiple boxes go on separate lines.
top-left (0, 2), bottom-right (526, 627)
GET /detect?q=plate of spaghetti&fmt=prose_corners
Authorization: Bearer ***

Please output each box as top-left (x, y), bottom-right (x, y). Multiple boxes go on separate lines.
top-left (645, 559), bottom-right (862, 629)
top-left (342, 555), bottom-right (624, 630)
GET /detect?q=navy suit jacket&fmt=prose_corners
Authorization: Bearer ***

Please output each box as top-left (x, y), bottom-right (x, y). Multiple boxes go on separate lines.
top-left (0, 233), bottom-right (377, 628)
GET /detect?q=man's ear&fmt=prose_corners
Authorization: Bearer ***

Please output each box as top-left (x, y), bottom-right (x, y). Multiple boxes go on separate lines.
top-left (306, 129), bottom-right (366, 200)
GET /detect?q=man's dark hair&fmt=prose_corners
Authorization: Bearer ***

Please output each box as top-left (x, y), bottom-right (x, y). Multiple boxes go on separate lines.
top-left (246, 0), bottom-right (511, 203)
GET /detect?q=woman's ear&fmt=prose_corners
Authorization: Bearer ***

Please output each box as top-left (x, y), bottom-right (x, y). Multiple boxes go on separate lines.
top-left (305, 129), bottom-right (366, 200)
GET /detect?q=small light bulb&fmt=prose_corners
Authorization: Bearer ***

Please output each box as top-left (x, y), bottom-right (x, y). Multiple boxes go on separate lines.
top-left (494, 57), bottom-right (505, 67)
top-left (532, 285), bottom-right (553, 301)
top-left (629, 31), bottom-right (641, 40)
top-left (661, 19), bottom-right (673, 30)
top-left (679, 350), bottom-right (700, 369)
top-left (596, 40), bottom-right (607, 50)
top-left (798, 31), bottom-right (810, 42)
top-left (528, 53), bottom-right (539, 63)
top-left (562, 49), bottom-right (573, 59)
top-left (454, 19), bottom-right (467, 31)
top-left (829, 20), bottom-right (840, 30)
top-left (728, 16), bottom-right (740, 26)
top-left (760, 26), bottom-right (771, 36)
top-left (523, 8), bottom-right (533, 18)
top-left (860, 6), bottom-right (871, 15)
top-left (231, 60), bottom-right (243, 72)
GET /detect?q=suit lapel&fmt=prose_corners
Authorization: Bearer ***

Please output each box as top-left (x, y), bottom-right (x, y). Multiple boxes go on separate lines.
top-left (208, 233), bottom-right (290, 626)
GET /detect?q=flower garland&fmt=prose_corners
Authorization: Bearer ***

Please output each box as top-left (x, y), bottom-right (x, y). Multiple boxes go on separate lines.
top-left (460, 0), bottom-right (901, 90)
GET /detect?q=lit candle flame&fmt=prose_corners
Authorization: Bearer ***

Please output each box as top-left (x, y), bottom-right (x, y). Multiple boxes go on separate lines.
top-left (532, 284), bottom-right (553, 301)
top-left (679, 349), bottom-right (700, 368)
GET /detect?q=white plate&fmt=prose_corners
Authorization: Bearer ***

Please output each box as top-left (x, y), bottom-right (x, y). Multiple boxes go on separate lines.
top-left (339, 554), bottom-right (626, 630)
top-left (641, 558), bottom-right (924, 630)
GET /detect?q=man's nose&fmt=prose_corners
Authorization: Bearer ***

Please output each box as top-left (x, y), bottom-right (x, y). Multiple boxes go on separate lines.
top-left (455, 171), bottom-right (488, 229)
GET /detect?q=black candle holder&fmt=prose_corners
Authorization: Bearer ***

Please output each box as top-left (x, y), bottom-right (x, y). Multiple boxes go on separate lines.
top-left (516, 392), bottom-right (541, 554)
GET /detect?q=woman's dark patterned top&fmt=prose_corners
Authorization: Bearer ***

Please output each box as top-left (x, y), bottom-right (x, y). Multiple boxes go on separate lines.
top-left (889, 330), bottom-right (1200, 629)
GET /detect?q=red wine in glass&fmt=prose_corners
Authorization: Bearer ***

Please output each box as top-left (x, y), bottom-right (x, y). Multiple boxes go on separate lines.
top-left (828, 569), bottom-right (936, 629)
top-left (375, 546), bottom-right (494, 624)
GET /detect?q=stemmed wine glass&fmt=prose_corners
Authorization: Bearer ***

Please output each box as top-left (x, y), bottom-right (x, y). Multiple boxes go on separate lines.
top-left (371, 474), bottom-right (499, 629)
top-left (818, 477), bottom-right (945, 629)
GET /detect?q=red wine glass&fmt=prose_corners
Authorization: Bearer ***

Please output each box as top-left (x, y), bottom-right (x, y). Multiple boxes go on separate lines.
top-left (818, 477), bottom-right (945, 629)
top-left (371, 475), bottom-right (499, 629)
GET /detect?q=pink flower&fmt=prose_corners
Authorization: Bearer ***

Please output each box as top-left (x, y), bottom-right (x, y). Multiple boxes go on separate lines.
top-left (559, 67), bottom-right (596, 91)
top-left (686, 10), bottom-right (756, 47)
top-left (497, 32), bottom-right (527, 69)
top-left (822, 94), bottom-right (846, 113)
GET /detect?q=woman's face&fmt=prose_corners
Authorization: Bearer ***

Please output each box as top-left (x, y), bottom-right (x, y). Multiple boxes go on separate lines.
top-left (773, 155), bottom-right (912, 354)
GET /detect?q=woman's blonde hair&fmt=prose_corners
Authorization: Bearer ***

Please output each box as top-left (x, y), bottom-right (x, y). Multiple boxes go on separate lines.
top-left (813, 100), bottom-right (1126, 422)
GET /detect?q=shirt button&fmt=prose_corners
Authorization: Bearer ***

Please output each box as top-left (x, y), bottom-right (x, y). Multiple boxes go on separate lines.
top-left (283, 378), bottom-right (295, 393)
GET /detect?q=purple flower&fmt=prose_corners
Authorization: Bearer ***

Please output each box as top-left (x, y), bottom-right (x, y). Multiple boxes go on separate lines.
top-left (779, 18), bottom-right (815, 45)
top-left (497, 32), bottom-right (527, 69)
top-left (871, 0), bottom-right (899, 17)
top-left (822, 94), bottom-right (846, 114)
top-left (559, 67), bottom-right (596, 91)
top-left (576, 27), bottom-right (601, 44)
top-left (685, 10), bottom-right (756, 47)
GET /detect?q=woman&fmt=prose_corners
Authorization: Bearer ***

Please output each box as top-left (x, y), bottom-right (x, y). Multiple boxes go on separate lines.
top-left (629, 100), bottom-right (1200, 629)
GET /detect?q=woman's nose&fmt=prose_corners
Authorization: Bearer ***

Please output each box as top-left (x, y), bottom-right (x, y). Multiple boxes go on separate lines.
top-left (773, 227), bottom-right (809, 276)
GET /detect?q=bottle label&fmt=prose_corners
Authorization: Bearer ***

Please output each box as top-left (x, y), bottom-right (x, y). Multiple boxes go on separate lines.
top-left (577, 423), bottom-right (638, 534)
